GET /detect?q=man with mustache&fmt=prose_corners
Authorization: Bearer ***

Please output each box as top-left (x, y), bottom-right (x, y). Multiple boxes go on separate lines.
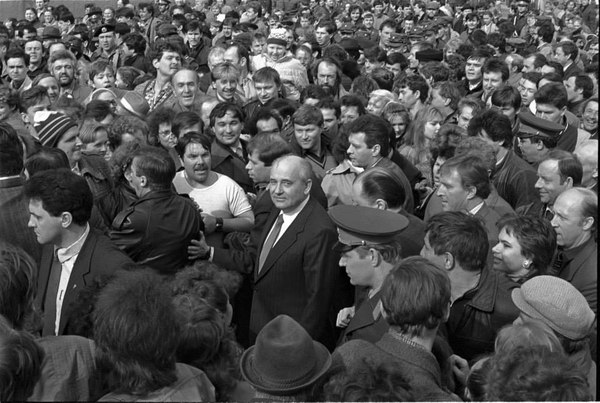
top-left (48, 49), bottom-right (91, 104)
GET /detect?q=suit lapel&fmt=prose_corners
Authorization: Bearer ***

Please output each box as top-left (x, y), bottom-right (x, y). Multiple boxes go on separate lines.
top-left (254, 200), bottom-right (314, 282)
top-left (57, 231), bottom-right (97, 334)
top-left (345, 291), bottom-right (381, 334)
top-left (35, 245), bottom-right (54, 311)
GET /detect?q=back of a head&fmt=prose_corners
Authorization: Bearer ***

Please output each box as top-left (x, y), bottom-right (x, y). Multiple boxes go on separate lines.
top-left (381, 256), bottom-right (450, 337)
top-left (24, 147), bottom-right (70, 177)
top-left (93, 268), bottom-right (180, 395)
top-left (425, 211), bottom-right (488, 272)
top-left (247, 133), bottom-right (292, 166)
top-left (0, 315), bottom-right (44, 401)
top-left (0, 122), bottom-right (23, 177)
top-left (485, 346), bottom-right (591, 401)
top-left (0, 243), bottom-right (37, 330)
top-left (355, 167), bottom-right (406, 210)
top-left (130, 146), bottom-right (176, 190)
top-left (495, 321), bottom-right (564, 355)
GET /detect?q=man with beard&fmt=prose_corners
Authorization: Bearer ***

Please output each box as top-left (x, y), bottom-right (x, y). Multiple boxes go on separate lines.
top-left (48, 50), bottom-right (91, 104)
top-left (134, 42), bottom-right (181, 111)
top-left (167, 69), bottom-right (203, 113)
top-left (314, 57), bottom-right (348, 101)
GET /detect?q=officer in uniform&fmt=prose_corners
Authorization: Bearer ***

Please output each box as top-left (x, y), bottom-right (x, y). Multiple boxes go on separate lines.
top-left (91, 24), bottom-right (121, 71)
top-left (329, 205), bottom-right (408, 346)
top-left (515, 111), bottom-right (565, 167)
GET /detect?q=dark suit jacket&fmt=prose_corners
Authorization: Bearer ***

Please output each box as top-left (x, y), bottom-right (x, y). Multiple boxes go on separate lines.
top-left (563, 62), bottom-right (582, 79)
top-left (559, 238), bottom-right (597, 314)
top-left (338, 290), bottom-right (388, 346)
top-left (250, 197), bottom-right (340, 349)
top-left (36, 228), bottom-right (132, 335)
top-left (211, 140), bottom-right (254, 194)
top-left (475, 203), bottom-right (501, 248)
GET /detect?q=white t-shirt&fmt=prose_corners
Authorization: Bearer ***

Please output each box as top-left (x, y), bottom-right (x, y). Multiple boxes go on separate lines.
top-left (173, 171), bottom-right (252, 218)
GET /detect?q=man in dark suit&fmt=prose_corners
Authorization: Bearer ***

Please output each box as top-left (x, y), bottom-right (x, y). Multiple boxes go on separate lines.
top-left (196, 155), bottom-right (340, 349)
top-left (24, 169), bottom-right (132, 336)
top-left (550, 188), bottom-right (597, 314)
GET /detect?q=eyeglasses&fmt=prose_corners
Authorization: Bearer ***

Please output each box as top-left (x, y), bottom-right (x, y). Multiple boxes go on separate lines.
top-left (158, 130), bottom-right (176, 139)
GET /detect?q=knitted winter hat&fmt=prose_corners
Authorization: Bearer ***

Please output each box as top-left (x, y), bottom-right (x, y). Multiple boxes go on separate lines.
top-left (267, 28), bottom-right (288, 47)
top-left (33, 111), bottom-right (78, 147)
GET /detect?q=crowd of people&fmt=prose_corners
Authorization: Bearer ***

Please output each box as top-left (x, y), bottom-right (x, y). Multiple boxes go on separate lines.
top-left (0, 0), bottom-right (597, 400)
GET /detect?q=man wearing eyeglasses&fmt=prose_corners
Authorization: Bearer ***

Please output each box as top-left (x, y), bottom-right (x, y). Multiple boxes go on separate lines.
top-left (330, 205), bottom-right (408, 346)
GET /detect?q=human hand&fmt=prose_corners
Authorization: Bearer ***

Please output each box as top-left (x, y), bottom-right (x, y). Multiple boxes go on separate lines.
top-left (449, 354), bottom-right (470, 387)
top-left (336, 306), bottom-right (355, 328)
top-left (188, 231), bottom-right (211, 260)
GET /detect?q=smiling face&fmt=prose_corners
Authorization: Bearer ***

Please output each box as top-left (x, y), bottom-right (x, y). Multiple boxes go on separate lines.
top-left (183, 142), bottom-right (212, 185)
top-left (212, 76), bottom-right (237, 101)
top-left (212, 110), bottom-right (242, 146)
top-left (492, 228), bottom-right (528, 274)
top-left (154, 51), bottom-right (182, 79)
top-left (266, 43), bottom-right (287, 62)
top-left (535, 159), bottom-right (569, 206)
top-left (483, 71), bottom-right (504, 97)
top-left (582, 100), bottom-right (598, 132)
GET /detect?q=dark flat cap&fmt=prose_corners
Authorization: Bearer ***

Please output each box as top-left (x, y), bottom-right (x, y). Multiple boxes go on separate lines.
top-left (517, 112), bottom-right (565, 139)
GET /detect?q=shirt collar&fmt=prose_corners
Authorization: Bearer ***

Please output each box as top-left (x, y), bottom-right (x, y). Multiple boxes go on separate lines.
top-left (55, 224), bottom-right (90, 264)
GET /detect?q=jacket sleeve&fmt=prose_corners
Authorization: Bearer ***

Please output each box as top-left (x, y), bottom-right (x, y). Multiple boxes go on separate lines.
top-left (299, 224), bottom-right (340, 347)
top-left (108, 208), bottom-right (147, 260)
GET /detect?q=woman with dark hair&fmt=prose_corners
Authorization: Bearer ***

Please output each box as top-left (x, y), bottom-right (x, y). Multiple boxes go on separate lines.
top-left (491, 215), bottom-right (557, 284)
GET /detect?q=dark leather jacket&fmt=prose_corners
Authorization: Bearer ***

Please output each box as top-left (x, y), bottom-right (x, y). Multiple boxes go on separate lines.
top-left (109, 189), bottom-right (204, 274)
top-left (443, 268), bottom-right (520, 362)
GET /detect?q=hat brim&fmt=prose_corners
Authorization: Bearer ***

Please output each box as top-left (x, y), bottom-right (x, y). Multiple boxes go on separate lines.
top-left (240, 340), bottom-right (332, 395)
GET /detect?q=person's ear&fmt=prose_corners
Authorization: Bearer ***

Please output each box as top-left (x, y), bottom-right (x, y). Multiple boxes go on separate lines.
top-left (444, 252), bottom-right (454, 270)
top-left (582, 216), bottom-right (594, 231)
top-left (466, 185), bottom-right (477, 200)
top-left (304, 178), bottom-right (312, 195)
top-left (60, 211), bottom-right (73, 228)
top-left (374, 198), bottom-right (388, 210)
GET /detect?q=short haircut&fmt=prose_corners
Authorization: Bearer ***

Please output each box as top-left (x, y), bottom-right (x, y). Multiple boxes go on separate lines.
top-left (210, 62), bottom-right (239, 82)
top-left (526, 52), bottom-right (547, 70)
top-left (149, 42), bottom-right (182, 64)
top-left (467, 108), bottom-right (513, 148)
top-left (0, 123), bottom-right (23, 176)
top-left (425, 211), bottom-right (489, 272)
top-left (432, 81), bottom-right (462, 110)
top-left (316, 97), bottom-right (340, 119)
top-left (121, 32), bottom-right (146, 54)
top-left (83, 100), bottom-right (114, 123)
top-left (23, 169), bottom-right (93, 226)
top-left (482, 57), bottom-right (509, 82)
top-left (24, 147), bottom-right (70, 177)
top-left (457, 97), bottom-right (485, 116)
top-left (247, 108), bottom-right (283, 136)
top-left (495, 321), bottom-right (563, 354)
top-left (316, 19), bottom-right (337, 34)
top-left (175, 131), bottom-right (212, 159)
top-left (557, 41), bottom-right (579, 63)
top-left (4, 48), bottom-right (29, 65)
top-left (354, 166), bottom-right (406, 210)
top-left (570, 74), bottom-right (594, 99)
top-left (485, 346), bottom-right (591, 401)
top-left (247, 133), bottom-right (292, 166)
top-left (93, 269), bottom-right (180, 395)
top-left (138, 2), bottom-right (154, 15)
top-left (543, 61), bottom-right (564, 78)
top-left (543, 149), bottom-right (582, 186)
top-left (496, 215), bottom-right (556, 274)
top-left (253, 66), bottom-right (282, 87)
top-left (346, 114), bottom-right (391, 156)
top-left (379, 18), bottom-right (397, 32)
top-left (419, 62), bottom-right (450, 84)
top-left (115, 7), bottom-right (135, 19)
top-left (293, 104), bottom-right (323, 126)
top-left (58, 10), bottom-right (74, 24)
top-left (397, 75), bottom-right (429, 103)
top-left (535, 83), bottom-right (569, 109)
top-left (370, 67), bottom-right (394, 91)
top-left (440, 154), bottom-right (492, 199)
top-left (88, 59), bottom-right (114, 81)
top-left (108, 115), bottom-right (150, 149)
top-left (386, 52), bottom-right (409, 70)
top-left (340, 95), bottom-right (367, 115)
top-left (454, 136), bottom-right (497, 172)
top-left (430, 124), bottom-right (463, 162)
top-left (130, 146), bottom-right (176, 190)
top-left (209, 102), bottom-right (245, 128)
top-left (381, 256), bottom-right (450, 337)
top-left (521, 71), bottom-right (542, 86)
top-left (47, 50), bottom-right (77, 72)
top-left (171, 111), bottom-right (203, 138)
top-left (467, 46), bottom-right (493, 62)
top-left (491, 86), bottom-right (521, 111)
top-left (537, 23), bottom-right (554, 44)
